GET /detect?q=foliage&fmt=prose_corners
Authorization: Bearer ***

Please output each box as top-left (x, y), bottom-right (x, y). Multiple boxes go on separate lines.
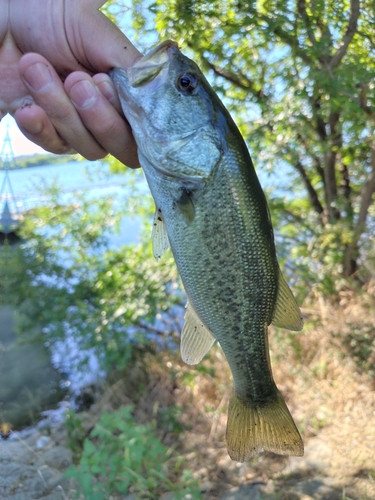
top-left (0, 323), bottom-right (67, 429)
top-left (0, 340), bottom-right (66, 429)
top-left (65, 409), bottom-right (87, 463)
top-left (123, 0), bottom-right (375, 291)
top-left (65, 405), bottom-right (202, 500)
top-left (0, 169), bottom-right (196, 491)
top-left (0, 153), bottom-right (80, 170)
top-left (3, 183), bottom-right (180, 373)
top-left (343, 321), bottom-right (375, 376)
top-left (0, 244), bottom-right (67, 429)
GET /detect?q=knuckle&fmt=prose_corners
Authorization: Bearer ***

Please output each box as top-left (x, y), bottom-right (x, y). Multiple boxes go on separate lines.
top-left (92, 119), bottom-right (119, 140)
top-left (47, 102), bottom-right (76, 122)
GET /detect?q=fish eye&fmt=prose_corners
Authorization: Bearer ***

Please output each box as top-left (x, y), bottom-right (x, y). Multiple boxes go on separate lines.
top-left (177, 73), bottom-right (198, 94)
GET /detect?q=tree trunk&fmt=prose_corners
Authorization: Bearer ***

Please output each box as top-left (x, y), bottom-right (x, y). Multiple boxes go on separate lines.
top-left (343, 244), bottom-right (358, 278)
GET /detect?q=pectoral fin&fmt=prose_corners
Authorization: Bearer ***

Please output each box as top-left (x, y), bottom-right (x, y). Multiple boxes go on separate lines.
top-left (272, 269), bottom-right (303, 331)
top-left (181, 302), bottom-right (216, 365)
top-left (176, 189), bottom-right (195, 223)
top-left (152, 208), bottom-right (170, 261)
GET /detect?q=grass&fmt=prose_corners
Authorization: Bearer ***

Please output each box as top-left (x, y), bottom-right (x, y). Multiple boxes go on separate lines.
top-left (60, 283), bottom-right (375, 499)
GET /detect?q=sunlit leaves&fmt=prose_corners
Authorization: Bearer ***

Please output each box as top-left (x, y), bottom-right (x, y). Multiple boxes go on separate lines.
top-left (125, 0), bottom-right (375, 288)
top-left (5, 184), bottom-right (179, 372)
top-left (65, 406), bottom-right (202, 499)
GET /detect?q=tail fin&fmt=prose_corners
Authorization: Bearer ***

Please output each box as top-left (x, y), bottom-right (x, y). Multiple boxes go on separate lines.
top-left (226, 390), bottom-right (303, 461)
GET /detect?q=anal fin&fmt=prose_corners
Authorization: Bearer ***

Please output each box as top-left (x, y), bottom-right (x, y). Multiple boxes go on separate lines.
top-left (181, 302), bottom-right (216, 365)
top-left (272, 268), bottom-right (303, 331)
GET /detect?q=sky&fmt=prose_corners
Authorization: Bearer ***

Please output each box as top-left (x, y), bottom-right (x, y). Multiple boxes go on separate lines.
top-left (0, 114), bottom-right (45, 157)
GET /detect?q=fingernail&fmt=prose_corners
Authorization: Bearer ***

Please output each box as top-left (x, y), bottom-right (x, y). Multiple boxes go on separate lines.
top-left (23, 63), bottom-right (53, 91)
top-left (69, 80), bottom-right (97, 108)
top-left (18, 100), bottom-right (43, 135)
top-left (98, 80), bottom-right (116, 101)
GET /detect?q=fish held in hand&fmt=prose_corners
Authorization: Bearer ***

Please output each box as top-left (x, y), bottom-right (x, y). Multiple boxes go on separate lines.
top-left (110, 40), bottom-right (304, 461)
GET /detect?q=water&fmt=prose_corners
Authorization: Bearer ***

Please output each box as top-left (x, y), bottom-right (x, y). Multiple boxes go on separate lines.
top-left (0, 160), bottom-right (149, 414)
top-left (5, 160), bottom-right (124, 202)
top-left (1, 159), bottom-right (144, 246)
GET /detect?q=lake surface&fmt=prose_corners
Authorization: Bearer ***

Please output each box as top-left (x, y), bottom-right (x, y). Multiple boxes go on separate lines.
top-left (0, 160), bottom-right (150, 415)
top-left (5, 160), bottom-right (125, 201)
top-left (1, 160), bottom-right (145, 246)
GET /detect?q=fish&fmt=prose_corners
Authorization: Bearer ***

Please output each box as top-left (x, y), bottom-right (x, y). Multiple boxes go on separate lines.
top-left (110, 40), bottom-right (304, 461)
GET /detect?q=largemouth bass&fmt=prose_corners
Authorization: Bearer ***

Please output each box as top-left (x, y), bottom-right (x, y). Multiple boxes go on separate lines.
top-left (110, 41), bottom-right (304, 461)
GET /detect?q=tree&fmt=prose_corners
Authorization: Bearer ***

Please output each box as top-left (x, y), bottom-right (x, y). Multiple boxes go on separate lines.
top-left (1, 183), bottom-right (180, 373)
top-left (126, 0), bottom-right (375, 290)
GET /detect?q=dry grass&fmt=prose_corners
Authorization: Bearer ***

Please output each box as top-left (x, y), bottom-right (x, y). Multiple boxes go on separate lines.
top-left (84, 286), bottom-right (375, 499)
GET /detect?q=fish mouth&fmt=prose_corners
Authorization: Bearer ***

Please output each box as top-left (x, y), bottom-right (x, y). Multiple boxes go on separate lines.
top-left (126, 40), bottom-right (179, 87)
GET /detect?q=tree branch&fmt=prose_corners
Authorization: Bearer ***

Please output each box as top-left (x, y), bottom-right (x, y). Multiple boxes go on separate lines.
top-left (293, 160), bottom-right (325, 216)
top-left (297, 0), bottom-right (318, 48)
top-left (354, 147), bottom-right (375, 239)
top-left (357, 29), bottom-right (375, 51)
top-left (344, 145), bottom-right (375, 278)
top-left (256, 13), bottom-right (313, 66)
top-left (338, 161), bottom-right (353, 217)
top-left (340, 84), bottom-right (375, 126)
top-left (203, 59), bottom-right (266, 100)
top-left (357, 83), bottom-right (375, 124)
top-left (323, 112), bottom-right (342, 221)
top-left (329, 0), bottom-right (360, 69)
top-left (272, 25), bottom-right (313, 65)
top-left (296, 131), bottom-right (325, 184)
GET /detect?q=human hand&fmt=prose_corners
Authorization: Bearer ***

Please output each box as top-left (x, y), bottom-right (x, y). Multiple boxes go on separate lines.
top-left (1, 0), bottom-right (142, 167)
top-left (16, 55), bottom-right (140, 167)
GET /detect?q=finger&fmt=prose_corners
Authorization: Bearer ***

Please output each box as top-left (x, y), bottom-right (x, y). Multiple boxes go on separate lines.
top-left (70, 5), bottom-right (143, 71)
top-left (19, 53), bottom-right (108, 161)
top-left (65, 72), bottom-right (140, 168)
top-left (13, 101), bottom-right (76, 155)
top-left (92, 73), bottom-right (122, 114)
top-left (0, 31), bottom-right (31, 114)
top-left (87, 0), bottom-right (107, 8)
top-left (10, 2), bottom-right (143, 77)
top-left (0, 2), bottom-right (7, 46)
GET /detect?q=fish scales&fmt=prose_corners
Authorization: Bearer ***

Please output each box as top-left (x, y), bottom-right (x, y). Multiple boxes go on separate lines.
top-left (172, 157), bottom-right (277, 396)
top-left (111, 40), bottom-right (304, 461)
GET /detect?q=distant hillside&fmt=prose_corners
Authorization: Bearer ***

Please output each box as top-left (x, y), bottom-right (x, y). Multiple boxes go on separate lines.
top-left (11, 153), bottom-right (80, 169)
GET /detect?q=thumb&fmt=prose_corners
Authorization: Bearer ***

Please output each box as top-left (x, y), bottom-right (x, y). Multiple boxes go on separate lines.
top-left (74, 7), bottom-right (143, 72)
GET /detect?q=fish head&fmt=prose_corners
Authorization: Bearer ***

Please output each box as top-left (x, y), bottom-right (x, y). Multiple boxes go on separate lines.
top-left (110, 41), bottom-right (223, 183)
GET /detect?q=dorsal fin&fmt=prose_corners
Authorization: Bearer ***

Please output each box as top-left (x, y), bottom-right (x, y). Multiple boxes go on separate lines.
top-left (272, 268), bottom-right (303, 331)
top-left (151, 207), bottom-right (170, 260)
top-left (181, 301), bottom-right (216, 365)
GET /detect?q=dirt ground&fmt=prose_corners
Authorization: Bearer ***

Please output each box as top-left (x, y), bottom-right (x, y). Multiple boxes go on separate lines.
top-left (135, 285), bottom-right (375, 499)
top-left (3, 287), bottom-right (375, 499)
